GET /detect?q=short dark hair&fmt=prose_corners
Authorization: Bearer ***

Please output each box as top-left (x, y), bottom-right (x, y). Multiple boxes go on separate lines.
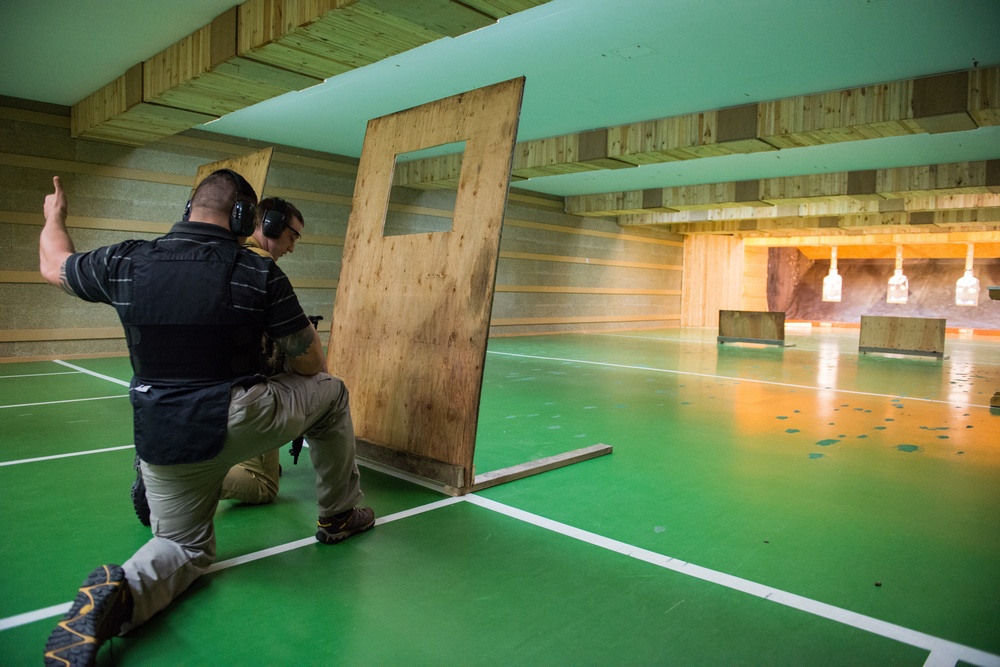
top-left (259, 197), bottom-right (305, 228)
top-left (191, 170), bottom-right (258, 217)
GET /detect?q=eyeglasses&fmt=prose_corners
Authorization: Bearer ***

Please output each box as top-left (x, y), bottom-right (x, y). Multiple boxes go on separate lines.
top-left (288, 227), bottom-right (302, 242)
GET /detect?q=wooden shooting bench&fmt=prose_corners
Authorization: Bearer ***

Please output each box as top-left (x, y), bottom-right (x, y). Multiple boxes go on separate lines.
top-left (858, 315), bottom-right (946, 359)
top-left (717, 310), bottom-right (791, 347)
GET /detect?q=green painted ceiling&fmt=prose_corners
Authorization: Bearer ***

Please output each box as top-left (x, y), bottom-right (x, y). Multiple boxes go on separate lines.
top-left (2, 0), bottom-right (999, 198)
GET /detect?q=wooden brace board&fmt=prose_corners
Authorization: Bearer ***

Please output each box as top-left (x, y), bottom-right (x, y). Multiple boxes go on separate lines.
top-left (858, 315), bottom-right (946, 359)
top-left (717, 310), bottom-right (791, 347)
top-left (330, 78), bottom-right (525, 490)
top-left (191, 147), bottom-right (274, 201)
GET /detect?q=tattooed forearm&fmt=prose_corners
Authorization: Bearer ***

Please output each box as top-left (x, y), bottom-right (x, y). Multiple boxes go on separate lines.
top-left (57, 260), bottom-right (76, 296)
top-left (276, 326), bottom-right (314, 359)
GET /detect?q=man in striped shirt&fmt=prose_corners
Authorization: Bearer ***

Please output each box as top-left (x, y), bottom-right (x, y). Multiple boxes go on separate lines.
top-left (39, 171), bottom-right (374, 667)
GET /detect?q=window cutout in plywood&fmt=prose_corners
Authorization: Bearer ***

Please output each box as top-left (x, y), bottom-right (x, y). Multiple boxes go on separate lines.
top-left (384, 141), bottom-right (465, 237)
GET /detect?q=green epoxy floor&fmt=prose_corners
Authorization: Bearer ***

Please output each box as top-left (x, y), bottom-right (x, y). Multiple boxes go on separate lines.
top-left (1, 327), bottom-right (998, 665)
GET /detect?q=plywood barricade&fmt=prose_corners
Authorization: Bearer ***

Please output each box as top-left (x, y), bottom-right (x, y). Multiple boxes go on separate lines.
top-left (858, 315), bottom-right (946, 359)
top-left (717, 310), bottom-right (788, 347)
top-left (191, 147), bottom-right (274, 199)
top-left (330, 77), bottom-right (551, 494)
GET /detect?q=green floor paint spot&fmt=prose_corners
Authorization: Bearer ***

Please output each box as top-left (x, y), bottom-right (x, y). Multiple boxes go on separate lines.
top-left (885, 418), bottom-right (895, 422)
top-left (937, 435), bottom-right (949, 440)
top-left (875, 426), bottom-right (886, 430)
top-left (809, 453), bottom-right (824, 459)
top-left (785, 428), bottom-right (799, 433)
top-left (896, 444), bottom-right (920, 453)
top-left (816, 439), bottom-right (839, 446)
top-left (776, 416), bottom-right (788, 420)
top-left (857, 435), bottom-right (868, 439)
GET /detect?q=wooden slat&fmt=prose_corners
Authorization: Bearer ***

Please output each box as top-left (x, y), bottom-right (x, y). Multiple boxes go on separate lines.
top-left (0, 271), bottom-right (45, 284)
top-left (499, 251), bottom-right (681, 271)
top-left (471, 444), bottom-right (613, 492)
top-left (493, 285), bottom-right (679, 295)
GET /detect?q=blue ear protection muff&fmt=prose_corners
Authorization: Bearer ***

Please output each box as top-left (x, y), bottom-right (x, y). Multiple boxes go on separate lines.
top-left (183, 169), bottom-right (257, 236)
top-left (261, 198), bottom-right (290, 239)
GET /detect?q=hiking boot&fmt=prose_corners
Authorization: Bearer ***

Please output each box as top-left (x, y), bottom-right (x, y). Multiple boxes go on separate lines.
top-left (131, 454), bottom-right (150, 526)
top-left (44, 564), bottom-right (134, 667)
top-left (316, 507), bottom-right (375, 544)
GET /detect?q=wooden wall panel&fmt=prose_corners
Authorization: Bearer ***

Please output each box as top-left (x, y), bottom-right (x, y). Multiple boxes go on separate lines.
top-left (681, 235), bottom-right (743, 327)
top-left (329, 79), bottom-right (524, 489)
top-left (742, 245), bottom-right (769, 311)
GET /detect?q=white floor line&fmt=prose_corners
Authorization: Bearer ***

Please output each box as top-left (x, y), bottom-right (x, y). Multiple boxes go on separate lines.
top-left (0, 371), bottom-right (81, 380)
top-left (0, 394), bottom-right (129, 410)
top-left (4, 492), bottom-right (997, 666)
top-left (0, 496), bottom-right (465, 632)
top-left (53, 359), bottom-right (130, 387)
top-left (0, 603), bottom-right (71, 632)
top-left (486, 350), bottom-right (992, 409)
top-left (0, 444), bottom-right (134, 467)
top-left (464, 494), bottom-right (1000, 667)
top-left (205, 496), bottom-right (465, 574)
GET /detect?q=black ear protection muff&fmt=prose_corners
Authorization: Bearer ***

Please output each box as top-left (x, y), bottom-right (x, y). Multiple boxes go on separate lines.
top-left (261, 197), bottom-right (290, 239)
top-left (218, 169), bottom-right (258, 236)
top-left (182, 169), bottom-right (257, 236)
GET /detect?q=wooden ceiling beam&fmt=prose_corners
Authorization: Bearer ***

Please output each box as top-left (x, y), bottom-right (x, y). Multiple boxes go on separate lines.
top-left (620, 207), bottom-right (1000, 236)
top-left (71, 0), bottom-right (548, 146)
top-left (564, 160), bottom-right (1000, 217)
top-left (741, 232), bottom-right (1000, 260)
top-left (394, 66), bottom-right (1000, 190)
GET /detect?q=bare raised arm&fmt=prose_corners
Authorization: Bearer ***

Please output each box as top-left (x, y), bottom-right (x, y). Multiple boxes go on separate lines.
top-left (39, 176), bottom-right (77, 295)
top-left (274, 322), bottom-right (327, 376)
